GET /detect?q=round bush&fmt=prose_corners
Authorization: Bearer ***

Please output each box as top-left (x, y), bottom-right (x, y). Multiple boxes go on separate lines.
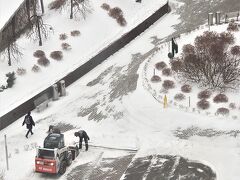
top-left (16, 68), bottom-right (26, 75)
top-left (155, 61), bottom-right (167, 70)
top-left (198, 90), bottom-right (212, 99)
top-left (33, 50), bottom-right (45, 58)
top-left (117, 16), bottom-right (127, 26)
top-left (174, 93), bottom-right (185, 101)
top-left (162, 68), bottom-right (172, 76)
top-left (32, 65), bottom-right (40, 72)
top-left (162, 80), bottom-right (175, 90)
top-left (181, 84), bottom-right (192, 93)
top-left (6, 72), bottom-right (16, 88)
top-left (229, 103), bottom-right (236, 109)
top-left (227, 22), bottom-right (239, 32)
top-left (231, 45), bottom-right (240, 56)
top-left (61, 43), bottom-right (71, 50)
top-left (71, 30), bottom-right (80, 37)
top-left (38, 57), bottom-right (50, 66)
top-left (216, 107), bottom-right (229, 116)
top-left (213, 93), bottom-right (228, 103)
top-left (101, 3), bottom-right (110, 11)
top-left (197, 99), bottom-right (210, 110)
top-left (151, 75), bottom-right (161, 82)
top-left (170, 58), bottom-right (182, 72)
top-left (109, 7), bottom-right (123, 19)
top-left (50, 51), bottom-right (63, 61)
top-left (59, 33), bottom-right (68, 40)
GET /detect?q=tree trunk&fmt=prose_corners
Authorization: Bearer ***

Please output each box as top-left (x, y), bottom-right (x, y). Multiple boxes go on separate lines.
top-left (26, 0), bottom-right (31, 23)
top-left (36, 16), bottom-right (42, 46)
top-left (8, 45), bottom-right (11, 66)
top-left (70, 0), bottom-right (73, 19)
top-left (40, 0), bottom-right (44, 14)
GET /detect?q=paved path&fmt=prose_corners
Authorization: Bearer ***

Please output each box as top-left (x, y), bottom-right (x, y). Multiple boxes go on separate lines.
top-left (67, 153), bottom-right (136, 180)
top-left (122, 155), bottom-right (216, 180)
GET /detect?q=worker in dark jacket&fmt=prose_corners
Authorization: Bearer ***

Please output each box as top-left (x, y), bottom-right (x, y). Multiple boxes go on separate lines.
top-left (74, 130), bottom-right (90, 151)
top-left (22, 111), bottom-right (35, 138)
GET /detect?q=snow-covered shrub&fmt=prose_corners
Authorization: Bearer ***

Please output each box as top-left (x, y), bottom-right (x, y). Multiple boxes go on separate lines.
top-left (231, 45), bottom-right (240, 55)
top-left (6, 72), bottom-right (16, 88)
top-left (216, 107), bottom-right (229, 116)
top-left (109, 7), bottom-right (123, 19)
top-left (61, 43), bottom-right (72, 50)
top-left (197, 99), bottom-right (210, 110)
top-left (213, 93), bottom-right (228, 103)
top-left (50, 51), bottom-right (63, 61)
top-left (108, 7), bottom-right (127, 27)
top-left (174, 93), bottom-right (185, 101)
top-left (229, 103), bottom-right (236, 109)
top-left (162, 68), bottom-right (172, 76)
top-left (24, 145), bottom-right (30, 151)
top-left (170, 57), bottom-right (182, 72)
top-left (117, 16), bottom-right (127, 26)
top-left (16, 68), bottom-right (26, 75)
top-left (32, 65), bottom-right (40, 72)
top-left (181, 84), bottom-right (192, 93)
top-left (33, 50), bottom-right (45, 58)
top-left (232, 115), bottom-right (238, 120)
top-left (48, 0), bottom-right (66, 10)
top-left (198, 90), bottom-right (212, 99)
top-left (182, 44), bottom-right (195, 55)
top-left (71, 30), bottom-right (81, 37)
top-left (227, 21), bottom-right (239, 31)
top-left (162, 80), bottom-right (175, 90)
top-left (59, 33), bottom-right (68, 40)
top-left (0, 85), bottom-right (7, 92)
top-left (151, 75), bottom-right (161, 82)
top-left (101, 3), bottom-right (110, 11)
top-left (172, 31), bottom-right (238, 90)
top-left (38, 57), bottom-right (50, 66)
top-left (14, 148), bottom-right (19, 154)
top-left (155, 61), bottom-right (167, 70)
top-left (0, 169), bottom-right (5, 180)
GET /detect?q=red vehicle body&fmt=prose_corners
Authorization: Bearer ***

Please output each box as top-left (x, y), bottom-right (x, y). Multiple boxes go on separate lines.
top-left (35, 157), bottom-right (57, 174)
top-left (35, 133), bottom-right (79, 175)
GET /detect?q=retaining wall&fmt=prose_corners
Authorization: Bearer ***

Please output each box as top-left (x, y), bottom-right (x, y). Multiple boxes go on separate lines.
top-left (0, 2), bottom-right (170, 130)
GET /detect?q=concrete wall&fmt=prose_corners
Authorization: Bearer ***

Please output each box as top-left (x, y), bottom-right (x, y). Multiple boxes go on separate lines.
top-left (0, 2), bottom-right (170, 130)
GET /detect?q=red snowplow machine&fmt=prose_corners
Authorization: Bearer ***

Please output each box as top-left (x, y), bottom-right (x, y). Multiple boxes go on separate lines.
top-left (35, 132), bottom-right (79, 174)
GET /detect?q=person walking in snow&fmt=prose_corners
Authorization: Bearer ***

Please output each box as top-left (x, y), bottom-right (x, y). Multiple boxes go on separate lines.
top-left (22, 111), bottom-right (35, 138)
top-left (74, 130), bottom-right (90, 151)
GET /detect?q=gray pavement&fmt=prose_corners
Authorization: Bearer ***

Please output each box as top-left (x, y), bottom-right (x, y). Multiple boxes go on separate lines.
top-left (174, 126), bottom-right (240, 139)
top-left (67, 153), bottom-right (136, 180)
top-left (122, 155), bottom-right (216, 180)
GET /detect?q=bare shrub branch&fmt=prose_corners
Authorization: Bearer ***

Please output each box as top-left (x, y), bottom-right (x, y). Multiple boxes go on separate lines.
top-left (0, 42), bottom-right (23, 65)
top-left (171, 31), bottom-right (240, 90)
top-left (26, 15), bottom-right (53, 44)
top-left (72, 0), bottom-right (93, 19)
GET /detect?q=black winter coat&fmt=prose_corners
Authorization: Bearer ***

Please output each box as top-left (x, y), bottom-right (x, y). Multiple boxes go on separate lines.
top-left (22, 115), bottom-right (35, 129)
top-left (78, 130), bottom-right (90, 140)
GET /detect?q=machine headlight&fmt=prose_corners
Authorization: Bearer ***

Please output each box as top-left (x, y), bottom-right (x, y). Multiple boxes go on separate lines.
top-left (36, 161), bottom-right (44, 165)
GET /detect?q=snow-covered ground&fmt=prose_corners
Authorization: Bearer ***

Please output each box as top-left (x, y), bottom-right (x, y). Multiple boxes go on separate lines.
top-left (145, 22), bottom-right (240, 120)
top-left (1, 0), bottom-right (240, 180)
top-left (0, 0), bottom-right (167, 117)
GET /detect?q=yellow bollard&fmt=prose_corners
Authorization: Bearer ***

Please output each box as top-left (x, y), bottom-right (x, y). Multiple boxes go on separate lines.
top-left (164, 95), bottom-right (168, 108)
